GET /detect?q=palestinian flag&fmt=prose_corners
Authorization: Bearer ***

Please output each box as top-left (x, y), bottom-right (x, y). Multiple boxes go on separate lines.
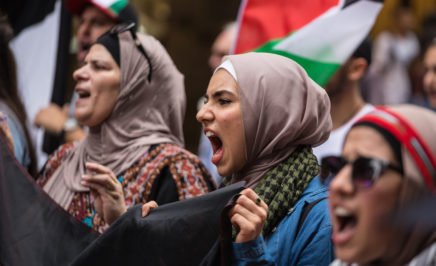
top-left (67, 0), bottom-right (129, 19)
top-left (233, 0), bottom-right (383, 86)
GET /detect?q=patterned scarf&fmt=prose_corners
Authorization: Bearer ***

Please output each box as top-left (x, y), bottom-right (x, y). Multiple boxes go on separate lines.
top-left (225, 146), bottom-right (319, 238)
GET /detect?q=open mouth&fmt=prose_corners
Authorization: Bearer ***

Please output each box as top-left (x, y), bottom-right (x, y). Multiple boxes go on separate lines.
top-left (80, 43), bottom-right (91, 53)
top-left (205, 131), bottom-right (223, 164)
top-left (76, 90), bottom-right (91, 99)
top-left (332, 206), bottom-right (357, 245)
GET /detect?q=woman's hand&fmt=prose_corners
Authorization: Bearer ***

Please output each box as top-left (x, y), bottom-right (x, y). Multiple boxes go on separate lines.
top-left (81, 162), bottom-right (126, 225)
top-left (230, 188), bottom-right (268, 243)
top-left (141, 201), bottom-right (158, 217)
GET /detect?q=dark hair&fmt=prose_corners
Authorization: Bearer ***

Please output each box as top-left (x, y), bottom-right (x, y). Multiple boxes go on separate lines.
top-left (0, 13), bottom-right (37, 177)
top-left (351, 37), bottom-right (372, 66)
top-left (421, 12), bottom-right (436, 52)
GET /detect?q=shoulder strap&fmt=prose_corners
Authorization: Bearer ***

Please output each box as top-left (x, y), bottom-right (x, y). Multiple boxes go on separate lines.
top-left (296, 197), bottom-right (327, 236)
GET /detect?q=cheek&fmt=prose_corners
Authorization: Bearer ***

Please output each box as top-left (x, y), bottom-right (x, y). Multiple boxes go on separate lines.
top-left (93, 80), bottom-right (120, 118)
top-left (360, 180), bottom-right (401, 232)
top-left (423, 73), bottom-right (432, 89)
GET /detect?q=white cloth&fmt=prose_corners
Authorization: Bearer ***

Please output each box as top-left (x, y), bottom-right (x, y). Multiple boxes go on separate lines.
top-left (366, 31), bottom-right (419, 105)
top-left (313, 104), bottom-right (375, 162)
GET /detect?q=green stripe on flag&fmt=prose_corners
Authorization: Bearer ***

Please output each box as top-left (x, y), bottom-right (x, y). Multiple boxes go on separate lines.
top-left (256, 40), bottom-right (340, 87)
top-left (110, 0), bottom-right (128, 15)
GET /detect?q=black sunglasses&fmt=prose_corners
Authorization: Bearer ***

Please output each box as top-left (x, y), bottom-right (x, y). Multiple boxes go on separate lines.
top-left (110, 22), bottom-right (152, 82)
top-left (321, 155), bottom-right (403, 189)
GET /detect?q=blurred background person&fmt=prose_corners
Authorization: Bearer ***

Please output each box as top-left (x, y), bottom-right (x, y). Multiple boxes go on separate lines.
top-left (366, 4), bottom-right (420, 105)
top-left (314, 39), bottom-right (375, 162)
top-left (37, 26), bottom-right (214, 233)
top-left (34, 0), bottom-right (138, 157)
top-left (0, 12), bottom-right (37, 177)
top-left (208, 22), bottom-right (236, 70)
top-left (0, 111), bottom-right (14, 152)
top-left (323, 105), bottom-right (436, 265)
top-left (198, 21), bottom-right (236, 186)
top-left (422, 38), bottom-right (436, 110)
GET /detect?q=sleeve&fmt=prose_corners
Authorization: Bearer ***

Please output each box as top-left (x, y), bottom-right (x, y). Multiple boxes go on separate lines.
top-left (36, 142), bottom-right (76, 186)
top-left (172, 155), bottom-right (216, 199)
top-left (293, 199), bottom-right (334, 266)
top-left (232, 236), bottom-right (275, 266)
top-left (148, 166), bottom-right (179, 205)
top-left (147, 149), bottom-right (215, 204)
top-left (296, 225), bottom-right (334, 266)
top-left (0, 113), bottom-right (14, 153)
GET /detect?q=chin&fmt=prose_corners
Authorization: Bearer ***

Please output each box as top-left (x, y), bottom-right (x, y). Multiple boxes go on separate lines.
top-left (335, 248), bottom-right (360, 264)
top-left (217, 167), bottom-right (230, 178)
top-left (429, 99), bottom-right (436, 109)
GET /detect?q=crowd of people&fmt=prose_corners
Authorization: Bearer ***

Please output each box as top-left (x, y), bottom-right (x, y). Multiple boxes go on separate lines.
top-left (0, 0), bottom-right (435, 265)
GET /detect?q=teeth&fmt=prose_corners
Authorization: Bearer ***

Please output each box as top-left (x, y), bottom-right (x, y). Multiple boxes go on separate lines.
top-left (205, 131), bottom-right (215, 137)
top-left (334, 207), bottom-right (351, 217)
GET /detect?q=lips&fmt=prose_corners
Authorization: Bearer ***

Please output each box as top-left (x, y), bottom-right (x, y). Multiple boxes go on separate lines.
top-left (74, 87), bottom-right (91, 109)
top-left (331, 205), bottom-right (357, 245)
top-left (75, 87), bottom-right (91, 99)
top-left (205, 130), bottom-right (223, 165)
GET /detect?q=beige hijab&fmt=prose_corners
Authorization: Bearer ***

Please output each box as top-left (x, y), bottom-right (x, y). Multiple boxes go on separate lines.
top-left (220, 52), bottom-right (332, 186)
top-left (43, 31), bottom-right (186, 208)
top-left (352, 104), bottom-right (436, 265)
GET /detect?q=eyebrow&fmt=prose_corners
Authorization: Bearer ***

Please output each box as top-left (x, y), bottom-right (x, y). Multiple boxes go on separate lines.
top-left (204, 89), bottom-right (236, 99)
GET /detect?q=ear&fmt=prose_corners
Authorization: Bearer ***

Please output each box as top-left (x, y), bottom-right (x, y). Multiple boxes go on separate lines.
top-left (347, 58), bottom-right (368, 82)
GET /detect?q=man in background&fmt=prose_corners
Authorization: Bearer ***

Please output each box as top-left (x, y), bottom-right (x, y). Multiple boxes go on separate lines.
top-left (313, 39), bottom-right (375, 161)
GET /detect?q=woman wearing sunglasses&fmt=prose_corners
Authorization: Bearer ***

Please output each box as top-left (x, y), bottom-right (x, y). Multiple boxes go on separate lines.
top-left (37, 23), bottom-right (215, 233)
top-left (323, 105), bottom-right (436, 265)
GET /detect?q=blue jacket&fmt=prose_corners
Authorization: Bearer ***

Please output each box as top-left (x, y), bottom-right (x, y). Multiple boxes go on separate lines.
top-left (232, 177), bottom-right (334, 266)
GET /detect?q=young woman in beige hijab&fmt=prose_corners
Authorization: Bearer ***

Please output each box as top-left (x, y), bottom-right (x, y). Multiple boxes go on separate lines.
top-left (324, 105), bottom-right (436, 265)
top-left (195, 52), bottom-right (333, 265)
top-left (37, 24), bottom-right (215, 233)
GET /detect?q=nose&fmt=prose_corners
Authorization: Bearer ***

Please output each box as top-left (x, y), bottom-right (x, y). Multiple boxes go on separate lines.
top-left (73, 65), bottom-right (89, 82)
top-left (196, 102), bottom-right (214, 125)
top-left (329, 165), bottom-right (354, 197)
top-left (77, 22), bottom-right (91, 38)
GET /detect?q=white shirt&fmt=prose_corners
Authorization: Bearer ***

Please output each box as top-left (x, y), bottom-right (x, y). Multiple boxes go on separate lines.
top-left (313, 104), bottom-right (375, 162)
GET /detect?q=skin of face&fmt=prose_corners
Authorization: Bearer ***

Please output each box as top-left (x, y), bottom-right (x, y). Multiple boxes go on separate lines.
top-left (73, 44), bottom-right (121, 127)
top-left (423, 45), bottom-right (436, 108)
top-left (76, 6), bottom-right (115, 62)
top-left (328, 126), bottom-right (403, 264)
top-left (323, 58), bottom-right (367, 98)
top-left (196, 69), bottom-right (247, 177)
top-left (208, 28), bottom-right (234, 70)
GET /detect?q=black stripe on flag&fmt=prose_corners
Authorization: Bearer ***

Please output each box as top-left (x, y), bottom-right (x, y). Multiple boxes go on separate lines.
top-left (0, 0), bottom-right (56, 36)
top-left (343, 0), bottom-right (384, 9)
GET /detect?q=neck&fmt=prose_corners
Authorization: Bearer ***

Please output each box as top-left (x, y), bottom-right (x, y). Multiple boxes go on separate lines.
top-left (330, 84), bottom-right (365, 130)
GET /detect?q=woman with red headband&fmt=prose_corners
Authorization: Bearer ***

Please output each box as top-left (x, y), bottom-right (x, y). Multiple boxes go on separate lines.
top-left (322, 104), bottom-right (436, 265)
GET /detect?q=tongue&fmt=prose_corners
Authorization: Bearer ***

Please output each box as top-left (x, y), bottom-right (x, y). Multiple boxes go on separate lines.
top-left (211, 147), bottom-right (223, 165)
top-left (334, 217), bottom-right (357, 245)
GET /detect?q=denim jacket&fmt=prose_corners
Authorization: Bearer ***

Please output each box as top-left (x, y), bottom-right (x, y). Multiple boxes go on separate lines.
top-left (232, 177), bottom-right (334, 266)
